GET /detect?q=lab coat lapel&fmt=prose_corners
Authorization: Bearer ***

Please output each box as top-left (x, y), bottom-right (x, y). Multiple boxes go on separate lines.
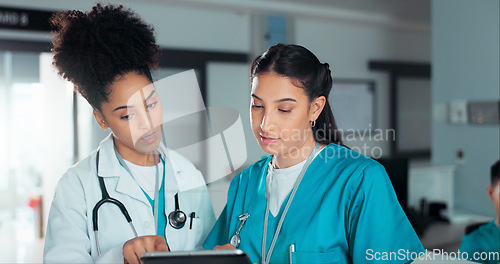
top-left (114, 169), bottom-right (151, 207)
top-left (159, 146), bottom-right (200, 193)
top-left (97, 134), bottom-right (151, 207)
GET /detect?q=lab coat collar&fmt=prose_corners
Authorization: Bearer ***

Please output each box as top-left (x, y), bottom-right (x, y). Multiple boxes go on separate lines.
top-left (155, 143), bottom-right (201, 193)
top-left (96, 134), bottom-right (122, 178)
top-left (95, 134), bottom-right (149, 206)
top-left (96, 134), bottom-right (184, 205)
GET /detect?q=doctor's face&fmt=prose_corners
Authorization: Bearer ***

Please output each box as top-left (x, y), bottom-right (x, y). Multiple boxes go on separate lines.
top-left (95, 71), bottom-right (163, 155)
top-left (250, 73), bottom-right (316, 158)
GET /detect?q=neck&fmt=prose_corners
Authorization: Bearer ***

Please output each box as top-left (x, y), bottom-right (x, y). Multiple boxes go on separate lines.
top-left (274, 137), bottom-right (317, 169)
top-left (113, 138), bottom-right (158, 166)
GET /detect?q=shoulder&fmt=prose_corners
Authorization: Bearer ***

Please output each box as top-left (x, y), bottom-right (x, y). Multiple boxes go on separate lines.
top-left (468, 221), bottom-right (498, 239)
top-left (60, 150), bottom-right (98, 184)
top-left (460, 228), bottom-right (484, 252)
top-left (225, 156), bottom-right (270, 198)
top-left (460, 221), bottom-right (499, 254)
top-left (166, 148), bottom-right (199, 172)
top-left (321, 143), bottom-right (381, 167)
top-left (317, 143), bottom-right (387, 184)
top-left (230, 155), bottom-right (270, 187)
top-left (222, 156), bottom-right (270, 212)
top-left (51, 150), bottom-right (100, 205)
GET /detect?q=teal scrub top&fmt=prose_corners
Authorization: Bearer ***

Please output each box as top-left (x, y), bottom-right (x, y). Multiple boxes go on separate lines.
top-left (204, 143), bottom-right (424, 263)
top-left (460, 220), bottom-right (500, 264)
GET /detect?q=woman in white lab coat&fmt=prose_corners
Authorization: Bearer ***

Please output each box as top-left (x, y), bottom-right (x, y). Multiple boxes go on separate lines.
top-left (43, 4), bottom-right (215, 264)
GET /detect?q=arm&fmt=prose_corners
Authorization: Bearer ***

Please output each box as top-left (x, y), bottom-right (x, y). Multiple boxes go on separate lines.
top-left (43, 172), bottom-right (96, 263)
top-left (203, 205), bottom-right (230, 249)
top-left (347, 162), bottom-right (424, 264)
top-left (43, 170), bottom-right (165, 264)
top-left (203, 174), bottom-right (242, 249)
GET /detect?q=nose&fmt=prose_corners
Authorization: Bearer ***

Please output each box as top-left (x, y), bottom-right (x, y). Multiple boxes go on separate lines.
top-left (260, 111), bottom-right (273, 132)
top-left (137, 108), bottom-right (153, 131)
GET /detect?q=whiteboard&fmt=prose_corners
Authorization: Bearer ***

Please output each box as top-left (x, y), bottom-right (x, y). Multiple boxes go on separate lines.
top-left (328, 80), bottom-right (375, 133)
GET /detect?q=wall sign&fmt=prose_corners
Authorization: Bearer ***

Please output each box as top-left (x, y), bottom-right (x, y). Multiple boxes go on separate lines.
top-left (0, 6), bottom-right (54, 32)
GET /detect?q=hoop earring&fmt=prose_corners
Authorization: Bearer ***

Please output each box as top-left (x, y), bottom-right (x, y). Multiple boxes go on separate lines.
top-left (310, 120), bottom-right (316, 127)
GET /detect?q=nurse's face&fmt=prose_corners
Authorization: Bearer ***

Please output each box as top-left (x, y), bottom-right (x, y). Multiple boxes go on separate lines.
top-left (250, 73), bottom-right (322, 158)
top-left (94, 71), bottom-right (163, 155)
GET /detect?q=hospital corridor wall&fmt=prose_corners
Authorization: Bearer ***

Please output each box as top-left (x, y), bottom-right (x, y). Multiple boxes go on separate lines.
top-left (5, 0), bottom-right (498, 263)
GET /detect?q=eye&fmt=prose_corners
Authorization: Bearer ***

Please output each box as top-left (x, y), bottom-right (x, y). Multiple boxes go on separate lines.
top-left (251, 104), bottom-right (263, 108)
top-left (278, 109), bottom-right (291, 113)
top-left (147, 101), bottom-right (157, 108)
top-left (120, 113), bottom-right (135, 120)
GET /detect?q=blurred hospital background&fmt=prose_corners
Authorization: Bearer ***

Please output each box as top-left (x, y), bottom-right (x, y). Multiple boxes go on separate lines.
top-left (0, 0), bottom-right (498, 262)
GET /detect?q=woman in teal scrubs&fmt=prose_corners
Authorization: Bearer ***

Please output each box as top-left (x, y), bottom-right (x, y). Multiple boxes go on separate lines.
top-left (203, 44), bottom-right (424, 263)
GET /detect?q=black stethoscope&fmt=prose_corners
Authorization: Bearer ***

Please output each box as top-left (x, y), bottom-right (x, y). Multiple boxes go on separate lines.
top-left (92, 149), bottom-right (187, 255)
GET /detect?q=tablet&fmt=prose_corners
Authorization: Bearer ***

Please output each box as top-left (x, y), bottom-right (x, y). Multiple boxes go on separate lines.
top-left (141, 249), bottom-right (252, 264)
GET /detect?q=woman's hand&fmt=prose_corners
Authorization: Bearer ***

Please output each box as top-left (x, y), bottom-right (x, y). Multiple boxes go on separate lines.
top-left (123, 235), bottom-right (169, 264)
top-left (213, 243), bottom-right (236, 250)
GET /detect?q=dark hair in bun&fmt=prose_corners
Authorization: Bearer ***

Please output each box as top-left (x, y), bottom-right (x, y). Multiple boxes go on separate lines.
top-left (50, 3), bottom-right (161, 110)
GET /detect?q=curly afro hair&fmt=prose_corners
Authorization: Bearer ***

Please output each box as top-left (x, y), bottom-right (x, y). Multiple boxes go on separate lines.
top-left (50, 3), bottom-right (161, 110)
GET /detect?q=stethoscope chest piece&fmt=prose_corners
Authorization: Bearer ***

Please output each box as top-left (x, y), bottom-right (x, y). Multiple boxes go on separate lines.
top-left (168, 193), bottom-right (186, 229)
top-left (168, 210), bottom-right (186, 229)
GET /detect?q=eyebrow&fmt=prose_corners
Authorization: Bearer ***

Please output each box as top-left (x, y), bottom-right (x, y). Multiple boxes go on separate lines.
top-left (113, 90), bottom-right (156, 112)
top-left (144, 90), bottom-right (156, 101)
top-left (251, 94), bottom-right (297, 103)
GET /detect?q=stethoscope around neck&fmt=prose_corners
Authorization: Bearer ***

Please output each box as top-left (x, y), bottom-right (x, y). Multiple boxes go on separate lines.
top-left (92, 149), bottom-right (187, 255)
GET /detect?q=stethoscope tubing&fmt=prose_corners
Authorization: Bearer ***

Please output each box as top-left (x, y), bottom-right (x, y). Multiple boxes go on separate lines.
top-left (92, 144), bottom-right (186, 256)
top-left (93, 150), bottom-right (140, 255)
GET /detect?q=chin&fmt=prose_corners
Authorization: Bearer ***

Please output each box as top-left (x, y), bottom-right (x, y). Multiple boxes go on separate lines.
top-left (134, 139), bottom-right (161, 154)
top-left (258, 142), bottom-right (282, 155)
top-left (133, 128), bottom-right (163, 153)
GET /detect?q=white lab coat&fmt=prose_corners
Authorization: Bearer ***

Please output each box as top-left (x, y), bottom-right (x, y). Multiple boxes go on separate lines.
top-left (44, 134), bottom-right (216, 263)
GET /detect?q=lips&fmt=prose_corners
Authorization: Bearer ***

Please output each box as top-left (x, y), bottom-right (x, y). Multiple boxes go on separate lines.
top-left (139, 130), bottom-right (158, 144)
top-left (142, 132), bottom-right (155, 140)
top-left (260, 134), bottom-right (279, 145)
